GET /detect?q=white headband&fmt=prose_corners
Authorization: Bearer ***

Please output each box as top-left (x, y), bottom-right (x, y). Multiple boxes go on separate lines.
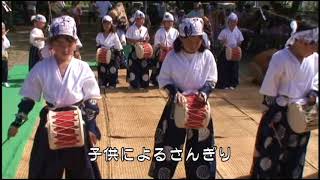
top-left (285, 28), bottom-right (318, 47)
top-left (163, 12), bottom-right (174, 22)
top-left (134, 10), bottom-right (145, 20)
top-left (179, 17), bottom-right (204, 37)
top-left (31, 14), bottom-right (47, 23)
top-left (102, 15), bottom-right (113, 23)
top-left (228, 12), bottom-right (238, 22)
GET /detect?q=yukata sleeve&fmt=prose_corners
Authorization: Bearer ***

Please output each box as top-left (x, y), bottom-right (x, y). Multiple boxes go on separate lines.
top-left (259, 54), bottom-right (283, 108)
top-left (199, 51), bottom-right (218, 101)
top-left (158, 54), bottom-right (178, 97)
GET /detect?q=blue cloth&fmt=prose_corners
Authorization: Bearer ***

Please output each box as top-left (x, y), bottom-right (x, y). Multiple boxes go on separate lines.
top-left (148, 99), bottom-right (216, 179)
top-left (250, 105), bottom-right (311, 178)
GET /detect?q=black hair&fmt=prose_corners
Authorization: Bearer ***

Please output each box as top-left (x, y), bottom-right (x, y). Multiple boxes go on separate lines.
top-left (173, 36), bottom-right (207, 53)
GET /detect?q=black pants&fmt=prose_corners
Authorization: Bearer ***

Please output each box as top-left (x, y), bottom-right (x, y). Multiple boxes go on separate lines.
top-left (2, 59), bottom-right (8, 83)
top-left (29, 107), bottom-right (101, 179)
top-left (29, 46), bottom-right (41, 71)
top-left (216, 50), bottom-right (240, 89)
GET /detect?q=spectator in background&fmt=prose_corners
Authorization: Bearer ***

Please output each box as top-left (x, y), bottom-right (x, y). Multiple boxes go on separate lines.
top-left (187, 2), bottom-right (204, 18)
top-left (25, 1), bottom-right (37, 25)
top-left (72, 1), bottom-right (82, 39)
top-left (50, 1), bottom-right (66, 18)
top-left (88, 1), bottom-right (97, 24)
top-left (96, 1), bottom-right (113, 24)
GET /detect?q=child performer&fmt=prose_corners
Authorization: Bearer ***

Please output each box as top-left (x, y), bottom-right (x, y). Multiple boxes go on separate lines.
top-left (150, 12), bottom-right (179, 87)
top-left (8, 15), bottom-right (102, 179)
top-left (125, 10), bottom-right (151, 89)
top-left (96, 15), bottom-right (123, 89)
top-left (148, 17), bottom-right (218, 179)
top-left (2, 22), bottom-right (11, 87)
top-left (216, 12), bottom-right (244, 90)
top-left (250, 26), bottom-right (318, 179)
top-left (29, 14), bottom-right (47, 71)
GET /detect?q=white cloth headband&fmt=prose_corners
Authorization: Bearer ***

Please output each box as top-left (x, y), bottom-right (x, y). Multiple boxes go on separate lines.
top-left (285, 27), bottom-right (318, 47)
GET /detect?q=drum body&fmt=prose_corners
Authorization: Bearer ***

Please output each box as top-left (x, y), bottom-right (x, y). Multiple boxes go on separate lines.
top-left (287, 103), bottom-right (318, 134)
top-left (174, 94), bottom-right (211, 129)
top-left (46, 106), bottom-right (85, 150)
top-left (159, 47), bottom-right (173, 62)
top-left (226, 47), bottom-right (242, 61)
top-left (96, 48), bottom-right (112, 64)
top-left (135, 43), bottom-right (153, 60)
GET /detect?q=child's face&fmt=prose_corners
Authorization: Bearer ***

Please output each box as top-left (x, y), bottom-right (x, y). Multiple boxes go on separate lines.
top-left (163, 21), bottom-right (173, 29)
top-left (228, 20), bottom-right (237, 30)
top-left (36, 21), bottom-right (46, 29)
top-left (294, 39), bottom-right (318, 58)
top-left (51, 37), bottom-right (77, 61)
top-left (102, 21), bottom-right (112, 32)
top-left (181, 35), bottom-right (203, 53)
top-left (135, 18), bottom-right (145, 26)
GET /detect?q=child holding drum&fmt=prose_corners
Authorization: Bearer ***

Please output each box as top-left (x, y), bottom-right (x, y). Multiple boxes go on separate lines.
top-left (250, 26), bottom-right (318, 179)
top-left (126, 10), bottom-right (152, 89)
top-left (8, 15), bottom-right (102, 179)
top-left (215, 12), bottom-right (244, 90)
top-left (148, 17), bottom-right (218, 179)
top-left (150, 12), bottom-right (179, 87)
top-left (96, 15), bottom-right (123, 89)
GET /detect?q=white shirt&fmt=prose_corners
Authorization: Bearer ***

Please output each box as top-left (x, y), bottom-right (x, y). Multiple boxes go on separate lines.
top-left (2, 35), bottom-right (10, 54)
top-left (158, 49), bottom-right (218, 95)
top-left (153, 27), bottom-right (179, 48)
top-left (20, 56), bottom-right (101, 108)
top-left (30, 28), bottom-right (45, 49)
top-left (96, 1), bottom-right (112, 18)
top-left (125, 24), bottom-right (149, 41)
top-left (203, 32), bottom-right (211, 49)
top-left (117, 29), bottom-right (126, 46)
top-left (96, 32), bottom-right (123, 50)
top-left (218, 27), bottom-right (244, 48)
top-left (260, 48), bottom-right (318, 105)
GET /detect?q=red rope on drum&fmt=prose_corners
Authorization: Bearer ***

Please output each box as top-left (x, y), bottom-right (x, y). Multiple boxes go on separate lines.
top-left (50, 110), bottom-right (81, 147)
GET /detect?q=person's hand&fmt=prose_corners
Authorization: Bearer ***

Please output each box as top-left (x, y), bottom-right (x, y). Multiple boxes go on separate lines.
top-left (197, 92), bottom-right (207, 103)
top-left (8, 126), bottom-right (19, 138)
top-left (307, 95), bottom-right (317, 106)
top-left (89, 131), bottom-right (97, 145)
top-left (176, 92), bottom-right (187, 107)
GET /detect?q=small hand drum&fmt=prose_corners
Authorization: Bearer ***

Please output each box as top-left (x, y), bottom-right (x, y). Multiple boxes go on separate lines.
top-left (226, 47), bottom-right (242, 61)
top-left (287, 103), bottom-right (318, 134)
top-left (96, 47), bottom-right (112, 64)
top-left (135, 42), bottom-right (153, 60)
top-left (46, 106), bottom-right (85, 150)
top-left (159, 47), bottom-right (172, 62)
top-left (174, 94), bottom-right (211, 129)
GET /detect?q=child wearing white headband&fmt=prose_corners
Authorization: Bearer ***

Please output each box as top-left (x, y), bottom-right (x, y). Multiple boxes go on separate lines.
top-left (148, 17), bottom-right (218, 179)
top-left (29, 14), bottom-right (47, 71)
top-left (250, 26), bottom-right (318, 179)
top-left (8, 15), bottom-right (102, 179)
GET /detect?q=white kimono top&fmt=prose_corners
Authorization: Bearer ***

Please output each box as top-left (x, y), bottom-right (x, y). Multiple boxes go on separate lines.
top-left (95, 32), bottom-right (123, 50)
top-left (125, 23), bottom-right (149, 41)
top-left (218, 26), bottom-right (244, 48)
top-left (30, 27), bottom-right (45, 49)
top-left (20, 56), bottom-right (101, 108)
top-left (153, 27), bottom-right (179, 48)
top-left (260, 48), bottom-right (318, 105)
top-left (158, 49), bottom-right (218, 95)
